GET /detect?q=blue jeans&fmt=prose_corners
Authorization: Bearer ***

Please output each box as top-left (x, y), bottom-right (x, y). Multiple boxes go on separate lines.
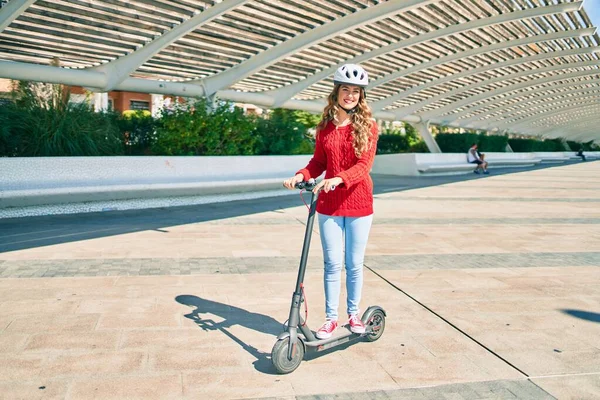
top-left (318, 213), bottom-right (373, 320)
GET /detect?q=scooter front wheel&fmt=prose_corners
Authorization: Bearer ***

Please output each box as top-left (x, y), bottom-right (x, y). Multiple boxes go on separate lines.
top-left (365, 309), bottom-right (386, 342)
top-left (271, 338), bottom-right (305, 374)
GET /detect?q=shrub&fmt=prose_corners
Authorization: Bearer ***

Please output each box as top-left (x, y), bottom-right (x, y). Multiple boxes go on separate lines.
top-left (435, 133), bottom-right (480, 153)
top-left (435, 132), bottom-right (508, 153)
top-left (479, 134), bottom-right (509, 152)
top-left (152, 99), bottom-right (258, 156)
top-left (254, 108), bottom-right (313, 155)
top-left (376, 133), bottom-right (409, 154)
top-left (508, 138), bottom-right (564, 152)
top-left (292, 110), bottom-right (321, 130)
top-left (118, 110), bottom-right (157, 155)
top-left (404, 123), bottom-right (429, 152)
top-left (567, 140), bottom-right (599, 151)
top-left (376, 124), bottom-right (429, 154)
top-left (409, 140), bottom-right (430, 153)
top-left (0, 82), bottom-right (122, 157)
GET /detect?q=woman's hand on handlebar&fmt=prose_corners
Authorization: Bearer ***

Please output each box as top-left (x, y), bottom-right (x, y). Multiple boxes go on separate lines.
top-left (283, 173), bottom-right (305, 190)
top-left (313, 177), bottom-right (343, 194)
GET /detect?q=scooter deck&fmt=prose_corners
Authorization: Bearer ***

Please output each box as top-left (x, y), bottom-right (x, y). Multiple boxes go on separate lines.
top-left (301, 324), bottom-right (372, 349)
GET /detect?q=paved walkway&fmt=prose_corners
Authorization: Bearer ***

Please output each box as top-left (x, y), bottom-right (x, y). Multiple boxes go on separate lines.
top-left (0, 162), bottom-right (599, 399)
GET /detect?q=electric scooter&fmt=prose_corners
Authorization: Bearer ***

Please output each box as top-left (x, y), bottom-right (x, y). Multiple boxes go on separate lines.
top-left (271, 179), bottom-right (386, 374)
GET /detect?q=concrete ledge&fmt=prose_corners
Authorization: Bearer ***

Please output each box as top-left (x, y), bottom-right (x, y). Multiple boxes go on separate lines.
top-left (1, 178), bottom-right (287, 207)
top-left (564, 151), bottom-right (600, 160)
top-left (533, 152), bottom-right (570, 163)
top-left (2, 151), bottom-right (593, 210)
top-left (418, 163), bottom-right (475, 173)
top-left (373, 152), bottom-right (543, 177)
top-left (1, 156), bottom-right (311, 208)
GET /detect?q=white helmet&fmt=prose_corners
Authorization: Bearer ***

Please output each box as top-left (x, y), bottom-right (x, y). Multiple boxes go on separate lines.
top-left (333, 64), bottom-right (369, 88)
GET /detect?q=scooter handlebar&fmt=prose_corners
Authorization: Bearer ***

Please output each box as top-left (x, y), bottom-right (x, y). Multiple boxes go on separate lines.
top-left (294, 179), bottom-right (316, 191)
top-left (294, 179), bottom-right (335, 191)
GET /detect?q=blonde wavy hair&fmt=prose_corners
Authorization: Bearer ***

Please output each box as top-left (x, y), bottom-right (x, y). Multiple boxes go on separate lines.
top-left (316, 84), bottom-right (374, 157)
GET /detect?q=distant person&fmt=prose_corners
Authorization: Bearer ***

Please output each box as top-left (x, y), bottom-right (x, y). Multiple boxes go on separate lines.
top-left (576, 147), bottom-right (586, 161)
top-left (467, 143), bottom-right (489, 174)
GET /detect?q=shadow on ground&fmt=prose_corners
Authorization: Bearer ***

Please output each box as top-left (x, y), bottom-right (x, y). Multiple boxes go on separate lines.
top-left (175, 294), bottom-right (365, 374)
top-left (561, 309), bottom-right (600, 323)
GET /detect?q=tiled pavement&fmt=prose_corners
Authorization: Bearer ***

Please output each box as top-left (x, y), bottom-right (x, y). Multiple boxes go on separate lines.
top-left (1, 252), bottom-right (599, 278)
top-left (256, 379), bottom-right (555, 399)
top-left (0, 161), bottom-right (599, 399)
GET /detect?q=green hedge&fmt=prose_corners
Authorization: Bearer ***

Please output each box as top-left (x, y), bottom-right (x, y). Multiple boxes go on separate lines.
top-left (435, 132), bottom-right (508, 153)
top-left (508, 138), bottom-right (564, 152)
top-left (118, 110), bottom-right (156, 155)
top-left (0, 100), bottom-right (123, 157)
top-left (3, 81), bottom-right (594, 157)
top-left (151, 99), bottom-right (259, 156)
top-left (377, 134), bottom-right (409, 154)
top-left (435, 133), bottom-right (480, 153)
top-left (566, 140), bottom-right (600, 151)
top-left (376, 123), bottom-right (429, 154)
top-left (0, 91), bottom-right (318, 156)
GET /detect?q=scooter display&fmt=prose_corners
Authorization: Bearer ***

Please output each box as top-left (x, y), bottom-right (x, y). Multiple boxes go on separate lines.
top-left (271, 179), bottom-right (386, 374)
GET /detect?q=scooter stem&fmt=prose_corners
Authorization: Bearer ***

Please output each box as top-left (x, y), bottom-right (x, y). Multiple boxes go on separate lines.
top-left (286, 188), bottom-right (319, 348)
top-left (294, 189), bottom-right (318, 294)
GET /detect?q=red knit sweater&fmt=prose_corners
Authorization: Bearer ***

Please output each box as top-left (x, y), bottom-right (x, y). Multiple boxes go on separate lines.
top-left (297, 121), bottom-right (379, 217)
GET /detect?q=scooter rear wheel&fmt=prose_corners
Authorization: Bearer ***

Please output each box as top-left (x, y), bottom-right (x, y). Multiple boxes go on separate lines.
top-left (365, 310), bottom-right (386, 342)
top-left (271, 338), bottom-right (304, 374)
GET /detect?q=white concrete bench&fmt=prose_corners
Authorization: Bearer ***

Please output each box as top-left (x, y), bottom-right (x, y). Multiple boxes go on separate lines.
top-left (532, 152), bottom-right (571, 163)
top-left (372, 153), bottom-right (543, 176)
top-left (416, 154), bottom-right (477, 174)
top-left (481, 152), bottom-right (542, 167)
top-left (565, 151), bottom-right (600, 160)
top-left (0, 156), bottom-right (311, 208)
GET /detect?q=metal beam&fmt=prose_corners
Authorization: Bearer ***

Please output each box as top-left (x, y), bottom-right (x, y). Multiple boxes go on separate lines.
top-left (412, 59), bottom-right (600, 122)
top-left (567, 128), bottom-right (600, 142)
top-left (0, 0), bottom-right (35, 33)
top-left (197, 0), bottom-right (438, 96)
top-left (567, 128), bottom-right (600, 141)
top-left (92, 0), bottom-right (250, 91)
top-left (534, 110), bottom-right (600, 137)
top-left (460, 87), bottom-right (600, 130)
top-left (469, 82), bottom-right (600, 124)
top-left (545, 125), bottom-right (599, 141)
top-left (0, 59), bottom-right (108, 87)
top-left (534, 108), bottom-right (600, 133)
top-left (462, 83), bottom-right (600, 131)
top-left (420, 65), bottom-right (600, 124)
top-left (0, 59), bottom-right (419, 123)
top-left (265, 3), bottom-right (587, 107)
top-left (530, 117), bottom-right (600, 141)
top-left (462, 87), bottom-right (600, 129)
top-left (375, 41), bottom-right (598, 114)
top-left (414, 121), bottom-right (441, 153)
top-left (506, 99), bottom-right (600, 132)
top-left (545, 123), bottom-right (600, 142)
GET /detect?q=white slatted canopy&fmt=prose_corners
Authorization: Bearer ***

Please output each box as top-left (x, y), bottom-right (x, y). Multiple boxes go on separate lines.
top-left (0, 0), bottom-right (598, 142)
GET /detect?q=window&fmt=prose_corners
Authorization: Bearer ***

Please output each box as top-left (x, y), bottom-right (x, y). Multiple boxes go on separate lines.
top-left (130, 100), bottom-right (150, 111)
top-left (107, 99), bottom-right (114, 111)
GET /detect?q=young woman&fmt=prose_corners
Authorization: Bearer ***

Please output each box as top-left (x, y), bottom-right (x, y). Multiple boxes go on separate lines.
top-left (283, 64), bottom-right (378, 339)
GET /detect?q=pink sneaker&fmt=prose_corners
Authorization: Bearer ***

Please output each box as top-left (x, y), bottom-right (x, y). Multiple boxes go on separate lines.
top-left (316, 320), bottom-right (338, 339)
top-left (348, 314), bottom-right (366, 334)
